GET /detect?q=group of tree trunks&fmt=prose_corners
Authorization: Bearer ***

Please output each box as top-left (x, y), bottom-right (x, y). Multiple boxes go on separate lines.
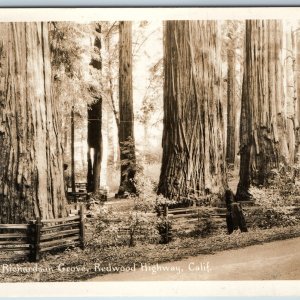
top-left (0, 20), bottom-right (299, 223)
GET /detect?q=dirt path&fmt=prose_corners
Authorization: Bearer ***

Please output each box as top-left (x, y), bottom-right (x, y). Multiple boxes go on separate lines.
top-left (89, 237), bottom-right (300, 281)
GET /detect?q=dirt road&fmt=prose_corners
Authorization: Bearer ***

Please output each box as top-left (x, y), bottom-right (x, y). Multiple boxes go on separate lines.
top-left (89, 237), bottom-right (300, 281)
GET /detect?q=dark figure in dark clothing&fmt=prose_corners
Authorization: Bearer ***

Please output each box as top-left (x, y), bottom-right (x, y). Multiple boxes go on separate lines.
top-left (225, 189), bottom-right (248, 234)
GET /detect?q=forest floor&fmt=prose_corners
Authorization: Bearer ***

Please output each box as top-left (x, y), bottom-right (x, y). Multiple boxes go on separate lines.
top-left (1, 169), bottom-right (299, 282)
top-left (0, 224), bottom-right (299, 282)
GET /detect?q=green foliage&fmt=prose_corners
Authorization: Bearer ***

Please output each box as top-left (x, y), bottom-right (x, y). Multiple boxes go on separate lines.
top-left (86, 206), bottom-right (118, 248)
top-left (266, 165), bottom-right (300, 202)
top-left (123, 211), bottom-right (159, 247)
top-left (246, 206), bottom-right (298, 229)
top-left (192, 209), bottom-right (219, 238)
top-left (245, 179), bottom-right (298, 229)
top-left (136, 58), bottom-right (163, 127)
top-left (50, 22), bottom-right (103, 114)
top-left (240, 164), bottom-right (300, 229)
top-left (120, 137), bottom-right (137, 177)
top-left (89, 169), bottom-right (161, 247)
top-left (50, 22), bottom-right (85, 75)
top-left (156, 217), bottom-right (173, 244)
top-left (89, 208), bottom-right (159, 248)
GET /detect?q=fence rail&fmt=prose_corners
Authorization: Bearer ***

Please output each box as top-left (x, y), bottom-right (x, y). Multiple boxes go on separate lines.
top-left (0, 205), bottom-right (85, 262)
top-left (156, 201), bottom-right (258, 242)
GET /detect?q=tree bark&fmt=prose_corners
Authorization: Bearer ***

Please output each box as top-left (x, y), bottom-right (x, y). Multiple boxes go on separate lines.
top-left (282, 23), bottom-right (297, 165)
top-left (294, 25), bottom-right (300, 163)
top-left (71, 106), bottom-right (76, 192)
top-left (0, 22), bottom-right (67, 223)
top-left (226, 47), bottom-right (237, 165)
top-left (100, 105), bottom-right (109, 189)
top-left (87, 24), bottom-right (102, 193)
top-left (103, 25), bottom-right (120, 175)
top-left (237, 20), bottom-right (289, 199)
top-left (87, 98), bottom-right (102, 193)
top-left (158, 21), bottom-right (227, 200)
top-left (118, 21), bottom-right (136, 196)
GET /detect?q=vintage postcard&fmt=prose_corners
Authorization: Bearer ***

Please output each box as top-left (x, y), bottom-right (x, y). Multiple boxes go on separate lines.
top-left (0, 7), bottom-right (299, 297)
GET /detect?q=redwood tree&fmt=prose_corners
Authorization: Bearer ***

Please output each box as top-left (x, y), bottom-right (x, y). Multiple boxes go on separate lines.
top-left (118, 21), bottom-right (136, 196)
top-left (158, 21), bottom-right (227, 200)
top-left (294, 24), bottom-right (300, 163)
top-left (87, 23), bottom-right (102, 193)
top-left (226, 46), bottom-right (237, 165)
top-left (0, 22), bottom-right (67, 223)
top-left (237, 20), bottom-right (289, 199)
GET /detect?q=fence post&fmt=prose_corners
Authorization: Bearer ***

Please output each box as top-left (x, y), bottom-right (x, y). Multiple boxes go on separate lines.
top-left (35, 217), bottom-right (42, 262)
top-left (29, 218), bottom-right (41, 262)
top-left (163, 204), bottom-right (168, 217)
top-left (163, 204), bottom-right (170, 243)
top-left (197, 208), bottom-right (200, 230)
top-left (28, 221), bottom-right (35, 262)
top-left (79, 204), bottom-right (85, 250)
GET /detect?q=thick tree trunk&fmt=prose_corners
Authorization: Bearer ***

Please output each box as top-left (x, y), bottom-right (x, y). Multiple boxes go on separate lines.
top-left (0, 22), bottom-right (67, 223)
top-left (103, 30), bottom-right (120, 173)
top-left (282, 23), bottom-right (297, 165)
top-left (294, 26), bottom-right (300, 163)
top-left (87, 98), bottom-right (102, 193)
top-left (158, 21), bottom-right (227, 200)
top-left (226, 49), bottom-right (237, 165)
top-left (118, 21), bottom-right (136, 196)
top-left (237, 20), bottom-right (289, 199)
top-left (236, 74), bottom-right (251, 199)
top-left (87, 25), bottom-right (102, 193)
top-left (71, 107), bottom-right (76, 192)
top-left (100, 106), bottom-right (109, 188)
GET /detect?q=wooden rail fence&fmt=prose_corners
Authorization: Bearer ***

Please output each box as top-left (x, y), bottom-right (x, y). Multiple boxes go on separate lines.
top-left (67, 182), bottom-right (108, 202)
top-left (0, 205), bottom-right (85, 262)
top-left (159, 201), bottom-right (257, 219)
top-left (157, 201), bottom-right (258, 242)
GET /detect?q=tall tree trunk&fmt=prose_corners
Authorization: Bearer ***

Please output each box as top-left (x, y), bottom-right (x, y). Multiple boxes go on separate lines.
top-left (100, 105), bottom-right (109, 188)
top-left (158, 21), bottom-right (227, 200)
top-left (87, 24), bottom-right (102, 193)
top-left (118, 21), bottom-right (136, 196)
top-left (0, 22), bottom-right (67, 223)
top-left (237, 20), bottom-right (289, 200)
top-left (87, 98), bottom-right (102, 193)
top-left (71, 106), bottom-right (76, 192)
top-left (283, 23), bottom-right (297, 165)
top-left (226, 48), bottom-right (237, 166)
top-left (294, 25), bottom-right (300, 164)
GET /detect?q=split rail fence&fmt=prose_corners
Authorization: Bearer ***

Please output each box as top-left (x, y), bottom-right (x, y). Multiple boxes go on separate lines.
top-left (0, 205), bottom-right (85, 262)
top-left (157, 201), bottom-right (257, 241)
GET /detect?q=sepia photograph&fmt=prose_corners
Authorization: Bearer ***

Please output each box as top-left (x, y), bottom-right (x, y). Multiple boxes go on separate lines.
top-left (0, 7), bottom-right (299, 290)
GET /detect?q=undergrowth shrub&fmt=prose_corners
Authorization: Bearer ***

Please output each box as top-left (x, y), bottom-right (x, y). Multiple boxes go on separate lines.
top-left (266, 165), bottom-right (300, 204)
top-left (88, 165), bottom-right (162, 248)
top-left (191, 208), bottom-right (219, 237)
top-left (248, 180), bottom-right (299, 229)
top-left (245, 206), bottom-right (298, 229)
top-left (244, 164), bottom-right (300, 229)
top-left (156, 217), bottom-right (173, 243)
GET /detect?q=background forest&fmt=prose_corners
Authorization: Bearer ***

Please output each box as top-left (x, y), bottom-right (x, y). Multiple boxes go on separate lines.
top-left (0, 19), bottom-right (300, 281)
top-left (50, 20), bottom-right (300, 208)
